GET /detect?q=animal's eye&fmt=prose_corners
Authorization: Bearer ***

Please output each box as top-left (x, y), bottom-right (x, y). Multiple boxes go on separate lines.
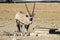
top-left (26, 15), bottom-right (28, 17)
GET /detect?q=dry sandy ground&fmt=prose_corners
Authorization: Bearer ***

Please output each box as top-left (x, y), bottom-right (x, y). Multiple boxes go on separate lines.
top-left (0, 3), bottom-right (60, 40)
top-left (0, 34), bottom-right (60, 40)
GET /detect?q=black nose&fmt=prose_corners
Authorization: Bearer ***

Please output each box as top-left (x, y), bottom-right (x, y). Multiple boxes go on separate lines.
top-left (30, 17), bottom-right (32, 21)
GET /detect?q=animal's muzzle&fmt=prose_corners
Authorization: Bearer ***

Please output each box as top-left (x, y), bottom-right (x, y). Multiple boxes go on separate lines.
top-left (30, 17), bottom-right (33, 21)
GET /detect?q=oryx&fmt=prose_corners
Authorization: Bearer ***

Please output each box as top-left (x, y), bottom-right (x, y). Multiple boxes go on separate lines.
top-left (15, 3), bottom-right (35, 36)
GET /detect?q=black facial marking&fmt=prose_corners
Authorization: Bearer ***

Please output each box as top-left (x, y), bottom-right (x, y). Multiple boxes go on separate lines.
top-left (30, 17), bottom-right (32, 21)
top-left (26, 15), bottom-right (28, 17)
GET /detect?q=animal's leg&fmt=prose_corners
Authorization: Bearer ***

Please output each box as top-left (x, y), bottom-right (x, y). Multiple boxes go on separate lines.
top-left (24, 25), bottom-right (30, 36)
top-left (25, 25), bottom-right (30, 31)
top-left (16, 19), bottom-right (21, 32)
top-left (20, 24), bottom-right (23, 30)
top-left (25, 25), bottom-right (27, 31)
top-left (27, 25), bottom-right (30, 31)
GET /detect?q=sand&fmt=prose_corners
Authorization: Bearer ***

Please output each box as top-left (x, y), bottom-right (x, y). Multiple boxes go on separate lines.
top-left (0, 3), bottom-right (60, 40)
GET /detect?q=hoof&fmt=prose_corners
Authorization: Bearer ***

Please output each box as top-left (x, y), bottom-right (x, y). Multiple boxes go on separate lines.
top-left (16, 32), bottom-right (23, 36)
top-left (24, 32), bottom-right (30, 36)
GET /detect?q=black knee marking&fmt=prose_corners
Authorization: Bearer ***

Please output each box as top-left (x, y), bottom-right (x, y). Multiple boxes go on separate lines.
top-left (27, 25), bottom-right (29, 31)
top-left (16, 19), bottom-right (21, 32)
top-left (25, 25), bottom-right (27, 29)
top-left (17, 25), bottom-right (20, 32)
top-left (25, 25), bottom-right (29, 31)
top-left (21, 25), bottom-right (22, 29)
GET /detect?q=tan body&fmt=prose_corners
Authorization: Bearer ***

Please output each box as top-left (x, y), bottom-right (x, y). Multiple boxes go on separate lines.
top-left (15, 12), bottom-right (32, 25)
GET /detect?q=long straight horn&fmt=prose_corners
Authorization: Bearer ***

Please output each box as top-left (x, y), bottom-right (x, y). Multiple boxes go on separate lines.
top-left (25, 3), bottom-right (31, 16)
top-left (31, 2), bottom-right (36, 17)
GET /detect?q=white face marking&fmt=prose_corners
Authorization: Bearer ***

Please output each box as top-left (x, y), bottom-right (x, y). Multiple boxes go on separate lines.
top-left (25, 14), bottom-right (33, 24)
top-left (26, 15), bottom-right (32, 21)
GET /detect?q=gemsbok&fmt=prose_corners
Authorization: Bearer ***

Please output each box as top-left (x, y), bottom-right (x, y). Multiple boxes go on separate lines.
top-left (15, 3), bottom-right (35, 36)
